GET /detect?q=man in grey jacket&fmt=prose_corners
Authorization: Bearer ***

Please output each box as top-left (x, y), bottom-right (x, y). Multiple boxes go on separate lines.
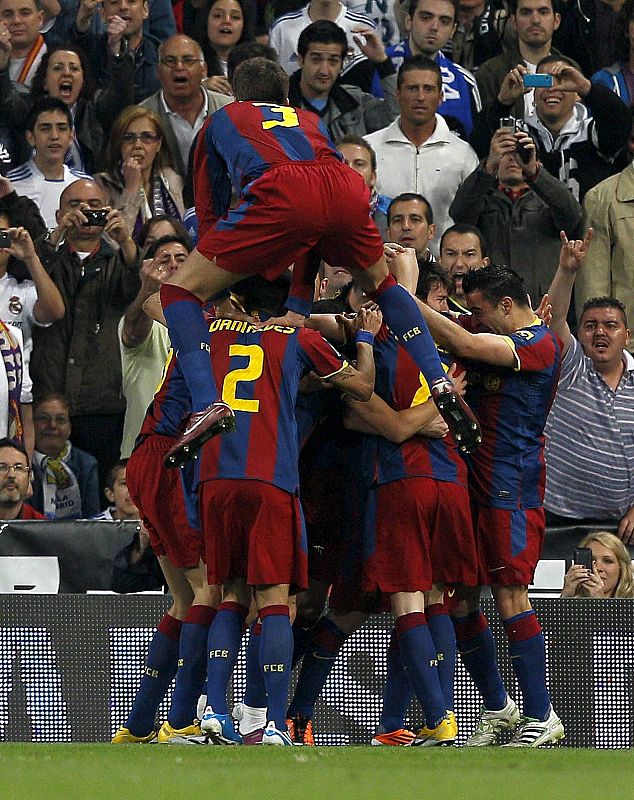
top-left (287, 20), bottom-right (399, 140)
top-left (450, 122), bottom-right (583, 304)
top-left (141, 34), bottom-right (231, 181)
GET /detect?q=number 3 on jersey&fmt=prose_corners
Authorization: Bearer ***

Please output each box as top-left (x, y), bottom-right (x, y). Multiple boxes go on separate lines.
top-left (221, 344), bottom-right (264, 412)
top-left (254, 102), bottom-right (300, 130)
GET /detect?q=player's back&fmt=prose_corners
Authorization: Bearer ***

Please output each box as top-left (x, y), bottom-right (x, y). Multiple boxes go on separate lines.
top-left (198, 319), bottom-right (344, 493)
top-left (207, 101), bottom-right (341, 189)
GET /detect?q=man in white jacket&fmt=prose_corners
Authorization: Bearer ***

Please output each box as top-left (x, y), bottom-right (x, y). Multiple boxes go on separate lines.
top-left (365, 54), bottom-right (478, 254)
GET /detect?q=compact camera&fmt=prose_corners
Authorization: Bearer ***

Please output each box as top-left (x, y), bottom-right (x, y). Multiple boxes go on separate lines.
top-left (523, 73), bottom-right (554, 88)
top-left (498, 116), bottom-right (532, 164)
top-left (0, 229), bottom-right (11, 249)
top-left (83, 209), bottom-right (108, 227)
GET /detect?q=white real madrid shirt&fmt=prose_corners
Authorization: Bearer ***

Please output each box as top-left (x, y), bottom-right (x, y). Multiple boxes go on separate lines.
top-left (0, 273), bottom-right (51, 398)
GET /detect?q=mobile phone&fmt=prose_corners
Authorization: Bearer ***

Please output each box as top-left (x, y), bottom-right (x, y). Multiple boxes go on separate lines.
top-left (499, 116), bottom-right (516, 132)
top-left (523, 73), bottom-right (553, 88)
top-left (0, 229), bottom-right (11, 249)
top-left (573, 546), bottom-right (593, 571)
top-left (83, 209), bottom-right (108, 227)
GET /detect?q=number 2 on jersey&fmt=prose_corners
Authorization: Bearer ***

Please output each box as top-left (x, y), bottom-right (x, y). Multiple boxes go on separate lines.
top-left (254, 102), bottom-right (300, 130)
top-left (221, 344), bottom-right (264, 412)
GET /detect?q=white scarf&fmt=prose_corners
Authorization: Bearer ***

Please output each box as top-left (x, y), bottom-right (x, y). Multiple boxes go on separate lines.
top-left (33, 441), bottom-right (82, 519)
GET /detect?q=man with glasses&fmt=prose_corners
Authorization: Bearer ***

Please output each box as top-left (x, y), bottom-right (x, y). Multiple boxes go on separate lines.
top-left (29, 393), bottom-right (100, 519)
top-left (141, 34), bottom-right (231, 181)
top-left (0, 438), bottom-right (44, 519)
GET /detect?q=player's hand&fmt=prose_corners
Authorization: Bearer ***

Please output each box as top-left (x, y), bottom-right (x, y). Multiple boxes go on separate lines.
top-left (383, 241), bottom-right (406, 263)
top-left (497, 63), bottom-right (529, 106)
top-left (353, 306), bottom-right (382, 337)
top-left (534, 293), bottom-right (552, 326)
top-left (203, 75), bottom-right (233, 95)
top-left (558, 229), bottom-right (594, 274)
top-left (107, 14), bottom-right (128, 52)
top-left (447, 362), bottom-right (466, 396)
top-left (0, 21), bottom-right (12, 70)
top-left (483, 128), bottom-right (517, 174)
top-left (618, 505), bottom-right (634, 544)
top-left (419, 413), bottom-right (449, 438)
top-left (351, 26), bottom-right (387, 64)
top-left (256, 309), bottom-right (306, 329)
top-left (298, 370), bottom-right (333, 394)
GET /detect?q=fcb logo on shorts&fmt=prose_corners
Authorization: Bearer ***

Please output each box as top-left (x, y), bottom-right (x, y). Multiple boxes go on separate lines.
top-left (8, 296), bottom-right (22, 316)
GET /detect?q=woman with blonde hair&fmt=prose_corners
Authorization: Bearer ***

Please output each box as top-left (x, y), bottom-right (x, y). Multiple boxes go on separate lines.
top-left (561, 531), bottom-right (634, 598)
top-left (95, 107), bottom-right (184, 239)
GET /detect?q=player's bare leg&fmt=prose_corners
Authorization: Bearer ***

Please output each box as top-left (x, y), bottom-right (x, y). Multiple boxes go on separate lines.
top-left (348, 253), bottom-right (481, 454)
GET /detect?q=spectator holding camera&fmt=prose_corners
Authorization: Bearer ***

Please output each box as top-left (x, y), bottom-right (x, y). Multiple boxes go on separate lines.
top-left (475, 0), bottom-right (563, 118)
top-left (30, 177), bottom-right (141, 492)
top-left (561, 532), bottom-right (634, 598)
top-left (450, 123), bottom-right (583, 303)
top-left (472, 55), bottom-right (632, 201)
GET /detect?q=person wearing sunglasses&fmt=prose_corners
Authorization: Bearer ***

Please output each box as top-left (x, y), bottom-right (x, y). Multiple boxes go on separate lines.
top-left (95, 105), bottom-right (184, 238)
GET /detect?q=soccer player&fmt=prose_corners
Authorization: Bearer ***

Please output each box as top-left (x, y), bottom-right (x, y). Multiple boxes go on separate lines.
top-left (158, 56), bottom-right (481, 467)
top-left (416, 264), bottom-right (565, 747)
top-left (197, 277), bottom-right (381, 745)
top-left (112, 334), bottom-right (220, 745)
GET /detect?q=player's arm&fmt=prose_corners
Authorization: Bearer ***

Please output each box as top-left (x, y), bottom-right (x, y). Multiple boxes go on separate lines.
top-left (344, 392), bottom-right (441, 442)
top-left (546, 229), bottom-right (594, 356)
top-left (415, 298), bottom-right (519, 367)
top-left (322, 308), bottom-right (382, 401)
top-left (345, 361), bottom-right (463, 441)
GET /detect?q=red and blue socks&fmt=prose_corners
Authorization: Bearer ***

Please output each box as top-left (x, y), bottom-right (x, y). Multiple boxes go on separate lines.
top-left (206, 601), bottom-right (248, 715)
top-left (372, 274), bottom-right (445, 384)
top-left (160, 284), bottom-right (217, 411)
top-left (168, 605), bottom-right (216, 729)
top-left (503, 610), bottom-right (550, 721)
top-left (287, 616), bottom-right (347, 719)
top-left (259, 605), bottom-right (293, 731)
top-left (125, 613), bottom-right (182, 737)
top-left (378, 629), bottom-right (413, 733)
top-left (452, 609), bottom-right (507, 711)
top-left (426, 603), bottom-right (457, 713)
top-left (395, 612), bottom-right (446, 729)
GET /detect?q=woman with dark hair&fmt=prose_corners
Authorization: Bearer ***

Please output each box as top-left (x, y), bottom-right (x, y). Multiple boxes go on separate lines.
top-left (0, 45), bottom-right (135, 174)
top-left (592, 0), bottom-right (634, 105)
top-left (95, 107), bottom-right (184, 239)
top-left (137, 215), bottom-right (193, 250)
top-left (197, 0), bottom-right (252, 94)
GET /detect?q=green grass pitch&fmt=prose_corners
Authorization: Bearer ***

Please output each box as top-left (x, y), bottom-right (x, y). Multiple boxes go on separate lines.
top-left (1, 744), bottom-right (633, 800)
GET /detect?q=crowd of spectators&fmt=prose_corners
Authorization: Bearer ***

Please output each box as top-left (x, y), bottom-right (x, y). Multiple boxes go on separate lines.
top-left (0, 0), bottom-right (630, 595)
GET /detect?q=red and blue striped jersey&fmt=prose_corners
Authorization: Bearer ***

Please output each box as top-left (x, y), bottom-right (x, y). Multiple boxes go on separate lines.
top-left (460, 317), bottom-right (562, 509)
top-left (199, 319), bottom-right (347, 493)
top-left (137, 350), bottom-right (190, 442)
top-left (373, 326), bottom-right (467, 486)
top-left (194, 101), bottom-right (341, 229)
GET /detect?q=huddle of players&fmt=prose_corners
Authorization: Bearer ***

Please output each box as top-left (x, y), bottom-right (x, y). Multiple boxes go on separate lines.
top-left (112, 56), bottom-right (566, 748)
